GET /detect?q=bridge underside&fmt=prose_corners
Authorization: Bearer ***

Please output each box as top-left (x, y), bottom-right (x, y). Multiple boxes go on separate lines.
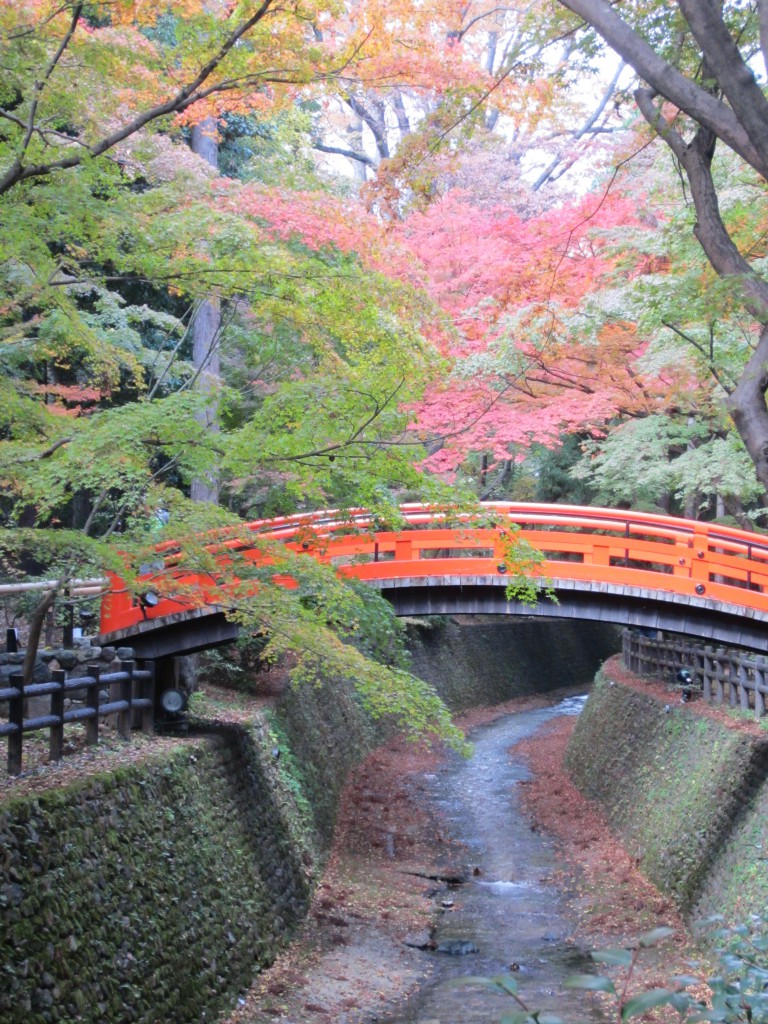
top-left (381, 576), bottom-right (768, 652)
top-left (100, 575), bottom-right (768, 658)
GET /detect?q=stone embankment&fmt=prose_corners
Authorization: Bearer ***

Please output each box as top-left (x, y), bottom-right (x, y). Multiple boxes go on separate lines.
top-left (0, 639), bottom-right (136, 715)
top-left (0, 618), bottom-right (619, 1024)
top-left (566, 661), bottom-right (768, 925)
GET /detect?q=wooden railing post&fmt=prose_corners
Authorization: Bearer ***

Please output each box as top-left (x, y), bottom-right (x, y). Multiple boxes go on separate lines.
top-left (140, 661), bottom-right (155, 734)
top-left (118, 660), bottom-right (133, 739)
top-left (690, 525), bottom-right (709, 586)
top-left (715, 649), bottom-right (726, 705)
top-left (703, 646), bottom-right (714, 701)
top-left (86, 664), bottom-right (100, 747)
top-left (755, 656), bottom-right (766, 719)
top-left (8, 671), bottom-right (23, 776)
top-left (731, 655), bottom-right (739, 707)
top-left (50, 668), bottom-right (65, 762)
top-left (394, 537), bottom-right (414, 562)
top-left (589, 542), bottom-right (610, 567)
top-left (738, 656), bottom-right (751, 713)
top-left (694, 647), bottom-right (705, 690)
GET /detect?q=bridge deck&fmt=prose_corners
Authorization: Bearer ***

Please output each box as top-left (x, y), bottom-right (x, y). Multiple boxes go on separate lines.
top-left (99, 503), bottom-right (768, 656)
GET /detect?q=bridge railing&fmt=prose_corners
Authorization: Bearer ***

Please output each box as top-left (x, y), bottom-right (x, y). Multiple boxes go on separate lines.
top-left (99, 504), bottom-right (768, 638)
top-left (623, 630), bottom-right (768, 720)
top-left (0, 661), bottom-right (155, 775)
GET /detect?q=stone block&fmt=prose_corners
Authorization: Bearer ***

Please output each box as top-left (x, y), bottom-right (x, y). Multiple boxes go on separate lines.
top-left (0, 658), bottom-right (49, 686)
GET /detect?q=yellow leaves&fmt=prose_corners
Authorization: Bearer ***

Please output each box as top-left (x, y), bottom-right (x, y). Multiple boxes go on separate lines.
top-left (173, 91), bottom-right (277, 128)
top-left (97, 0), bottom-right (205, 27)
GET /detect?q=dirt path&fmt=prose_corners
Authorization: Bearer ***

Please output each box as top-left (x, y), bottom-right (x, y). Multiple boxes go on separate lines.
top-left (224, 685), bottom-right (707, 1024)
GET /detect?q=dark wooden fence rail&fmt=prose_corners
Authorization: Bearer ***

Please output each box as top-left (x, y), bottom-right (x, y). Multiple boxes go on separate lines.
top-left (622, 630), bottom-right (768, 720)
top-left (0, 660), bottom-right (155, 775)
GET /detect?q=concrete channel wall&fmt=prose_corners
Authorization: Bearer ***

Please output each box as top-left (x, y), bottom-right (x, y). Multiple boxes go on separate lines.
top-left (0, 618), bottom-right (618, 1024)
top-left (566, 664), bottom-right (768, 924)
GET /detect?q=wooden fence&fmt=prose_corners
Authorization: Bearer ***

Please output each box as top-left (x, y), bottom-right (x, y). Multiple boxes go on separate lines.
top-left (622, 630), bottom-right (768, 720)
top-left (0, 660), bottom-right (155, 776)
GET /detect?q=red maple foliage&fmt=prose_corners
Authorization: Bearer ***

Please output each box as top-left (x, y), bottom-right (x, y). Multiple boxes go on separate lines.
top-left (394, 188), bottom-right (686, 474)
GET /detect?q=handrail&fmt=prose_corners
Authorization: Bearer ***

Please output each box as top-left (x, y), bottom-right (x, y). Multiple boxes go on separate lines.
top-left (99, 504), bottom-right (768, 638)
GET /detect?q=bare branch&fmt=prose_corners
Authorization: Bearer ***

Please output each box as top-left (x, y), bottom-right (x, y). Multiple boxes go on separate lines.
top-left (38, 436), bottom-right (74, 458)
top-left (661, 320), bottom-right (734, 394)
top-left (533, 59), bottom-right (625, 190)
top-left (312, 141), bottom-right (376, 167)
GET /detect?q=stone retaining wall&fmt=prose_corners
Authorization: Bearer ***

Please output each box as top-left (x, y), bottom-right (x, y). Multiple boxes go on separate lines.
top-left (566, 664), bottom-right (768, 923)
top-left (406, 616), bottom-right (620, 710)
top-left (0, 618), bottom-right (620, 1024)
top-left (0, 724), bottom-right (315, 1024)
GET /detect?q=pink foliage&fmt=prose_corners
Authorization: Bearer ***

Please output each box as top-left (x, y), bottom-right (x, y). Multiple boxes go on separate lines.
top-left (394, 188), bottom-right (679, 473)
top-left (214, 181), bottom-right (423, 285)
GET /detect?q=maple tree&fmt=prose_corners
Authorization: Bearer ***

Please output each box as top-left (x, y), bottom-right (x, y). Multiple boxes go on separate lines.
top-left (9, 0), bottom-right (758, 738)
top-left (393, 184), bottom-right (674, 479)
top-left (552, 0), bottom-right (768, 494)
top-left (0, 0), bottom-right (576, 743)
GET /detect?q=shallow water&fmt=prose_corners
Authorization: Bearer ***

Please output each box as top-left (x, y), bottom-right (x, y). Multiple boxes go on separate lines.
top-left (382, 695), bottom-right (600, 1024)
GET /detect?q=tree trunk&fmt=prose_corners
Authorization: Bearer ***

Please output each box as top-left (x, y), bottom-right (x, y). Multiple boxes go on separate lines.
top-left (725, 324), bottom-right (768, 494)
top-left (555, 0), bottom-right (768, 495)
top-left (190, 118), bottom-right (221, 504)
top-left (22, 589), bottom-right (57, 686)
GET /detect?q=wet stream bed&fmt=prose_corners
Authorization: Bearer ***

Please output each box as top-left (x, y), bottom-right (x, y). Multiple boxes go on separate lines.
top-left (383, 695), bottom-right (599, 1024)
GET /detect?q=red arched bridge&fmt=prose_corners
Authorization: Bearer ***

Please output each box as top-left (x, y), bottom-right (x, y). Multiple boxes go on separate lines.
top-left (98, 503), bottom-right (768, 658)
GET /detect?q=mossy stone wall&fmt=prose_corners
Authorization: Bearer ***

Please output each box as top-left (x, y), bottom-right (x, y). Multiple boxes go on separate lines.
top-left (566, 668), bottom-right (768, 921)
top-left (271, 672), bottom-right (384, 847)
top-left (0, 618), bottom-right (620, 1024)
top-left (0, 656), bottom-right (390, 1024)
top-left (693, 773), bottom-right (768, 922)
top-left (0, 725), bottom-right (315, 1024)
top-left (407, 617), bottom-right (620, 710)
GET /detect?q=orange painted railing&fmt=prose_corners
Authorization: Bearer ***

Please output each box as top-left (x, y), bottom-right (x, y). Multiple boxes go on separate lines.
top-left (99, 503), bottom-right (768, 637)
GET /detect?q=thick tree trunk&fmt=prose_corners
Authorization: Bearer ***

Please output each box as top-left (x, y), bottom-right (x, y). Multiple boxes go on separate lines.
top-left (190, 119), bottom-right (221, 505)
top-left (725, 324), bottom-right (768, 494)
top-left (556, 0), bottom-right (768, 496)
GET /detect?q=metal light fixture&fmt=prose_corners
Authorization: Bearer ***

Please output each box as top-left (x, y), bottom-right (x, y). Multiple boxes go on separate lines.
top-left (497, 563), bottom-right (508, 574)
top-left (160, 688), bottom-right (187, 715)
top-left (138, 591), bottom-right (161, 619)
top-left (676, 668), bottom-right (694, 703)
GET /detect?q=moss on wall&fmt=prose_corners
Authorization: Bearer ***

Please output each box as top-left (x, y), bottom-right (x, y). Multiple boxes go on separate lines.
top-left (0, 618), bottom-right (620, 1024)
top-left (406, 617), bottom-right (620, 711)
top-left (0, 662), bottom-right (387, 1024)
top-left (566, 670), bottom-right (768, 920)
top-left (691, 754), bottom-right (768, 924)
top-left (269, 674), bottom-right (384, 848)
top-left (0, 726), bottom-right (313, 1024)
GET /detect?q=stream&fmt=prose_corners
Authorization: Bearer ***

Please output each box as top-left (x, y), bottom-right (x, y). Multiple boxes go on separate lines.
top-left (383, 695), bottom-right (600, 1024)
